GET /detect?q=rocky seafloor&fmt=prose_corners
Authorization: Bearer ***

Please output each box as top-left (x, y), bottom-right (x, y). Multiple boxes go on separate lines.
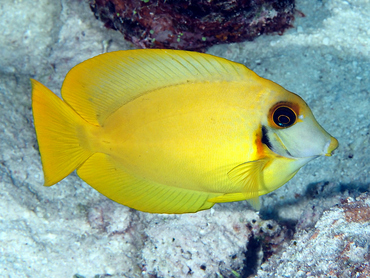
top-left (0, 0), bottom-right (369, 277)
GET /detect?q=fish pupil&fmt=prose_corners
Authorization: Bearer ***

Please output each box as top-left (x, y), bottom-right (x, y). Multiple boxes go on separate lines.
top-left (273, 106), bottom-right (296, 128)
top-left (278, 115), bottom-right (290, 125)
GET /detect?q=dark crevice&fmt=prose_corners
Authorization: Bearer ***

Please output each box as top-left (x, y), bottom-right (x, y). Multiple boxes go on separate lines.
top-left (241, 236), bottom-right (262, 277)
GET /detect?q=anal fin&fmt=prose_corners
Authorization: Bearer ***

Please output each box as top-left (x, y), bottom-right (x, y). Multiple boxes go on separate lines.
top-left (77, 153), bottom-right (221, 214)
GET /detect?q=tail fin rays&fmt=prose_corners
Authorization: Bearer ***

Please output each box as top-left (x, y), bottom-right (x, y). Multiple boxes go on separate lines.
top-left (31, 79), bottom-right (94, 186)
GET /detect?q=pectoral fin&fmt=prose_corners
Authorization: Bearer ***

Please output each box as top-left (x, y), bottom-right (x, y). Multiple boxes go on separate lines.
top-left (208, 159), bottom-right (268, 209)
top-left (247, 197), bottom-right (261, 210)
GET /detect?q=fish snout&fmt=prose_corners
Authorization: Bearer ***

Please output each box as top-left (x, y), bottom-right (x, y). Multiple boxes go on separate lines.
top-left (324, 136), bottom-right (339, 156)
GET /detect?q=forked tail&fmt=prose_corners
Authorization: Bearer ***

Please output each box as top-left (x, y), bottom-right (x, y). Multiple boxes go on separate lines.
top-left (31, 79), bottom-right (94, 186)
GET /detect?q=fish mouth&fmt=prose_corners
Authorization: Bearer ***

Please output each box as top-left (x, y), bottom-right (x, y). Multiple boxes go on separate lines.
top-left (272, 131), bottom-right (339, 159)
top-left (262, 124), bottom-right (339, 159)
top-left (323, 137), bottom-right (339, 156)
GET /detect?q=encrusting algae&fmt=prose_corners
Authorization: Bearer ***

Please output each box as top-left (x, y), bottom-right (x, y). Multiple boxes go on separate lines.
top-left (90, 0), bottom-right (296, 51)
top-left (31, 49), bottom-right (338, 213)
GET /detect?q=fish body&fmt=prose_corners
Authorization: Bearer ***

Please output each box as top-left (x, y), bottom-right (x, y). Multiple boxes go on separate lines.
top-left (31, 49), bottom-right (338, 213)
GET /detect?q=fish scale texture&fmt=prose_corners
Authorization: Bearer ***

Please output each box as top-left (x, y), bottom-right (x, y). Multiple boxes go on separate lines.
top-left (0, 0), bottom-right (369, 277)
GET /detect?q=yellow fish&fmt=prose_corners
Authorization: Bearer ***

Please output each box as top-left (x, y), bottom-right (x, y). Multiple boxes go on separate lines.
top-left (31, 49), bottom-right (338, 214)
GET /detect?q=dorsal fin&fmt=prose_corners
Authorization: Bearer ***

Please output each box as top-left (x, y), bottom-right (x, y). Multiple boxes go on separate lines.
top-left (61, 49), bottom-right (256, 125)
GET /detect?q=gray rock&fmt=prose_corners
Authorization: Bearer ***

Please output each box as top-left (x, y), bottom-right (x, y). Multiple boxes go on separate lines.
top-left (258, 193), bottom-right (370, 278)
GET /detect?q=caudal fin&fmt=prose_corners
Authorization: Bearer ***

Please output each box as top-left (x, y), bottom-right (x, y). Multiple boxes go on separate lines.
top-left (31, 79), bottom-right (93, 186)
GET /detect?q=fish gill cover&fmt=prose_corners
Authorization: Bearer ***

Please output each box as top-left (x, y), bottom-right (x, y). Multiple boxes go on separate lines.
top-left (90, 0), bottom-right (296, 51)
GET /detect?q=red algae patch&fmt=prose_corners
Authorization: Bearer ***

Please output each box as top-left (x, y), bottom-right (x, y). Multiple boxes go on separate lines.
top-left (90, 0), bottom-right (295, 51)
top-left (341, 195), bottom-right (370, 223)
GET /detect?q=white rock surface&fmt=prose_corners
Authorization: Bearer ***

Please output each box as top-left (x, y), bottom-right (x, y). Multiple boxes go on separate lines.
top-left (258, 193), bottom-right (370, 277)
top-left (0, 0), bottom-right (61, 75)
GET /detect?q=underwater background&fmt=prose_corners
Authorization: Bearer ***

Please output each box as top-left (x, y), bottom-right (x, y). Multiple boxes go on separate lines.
top-left (0, 0), bottom-right (369, 277)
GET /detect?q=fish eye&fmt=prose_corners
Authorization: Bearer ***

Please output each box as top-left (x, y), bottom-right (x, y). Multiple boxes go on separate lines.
top-left (271, 105), bottom-right (297, 128)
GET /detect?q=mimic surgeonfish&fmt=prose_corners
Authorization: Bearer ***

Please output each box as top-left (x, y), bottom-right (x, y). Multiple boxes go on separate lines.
top-left (31, 49), bottom-right (338, 213)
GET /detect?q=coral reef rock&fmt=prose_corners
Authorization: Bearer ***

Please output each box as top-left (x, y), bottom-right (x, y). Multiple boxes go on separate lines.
top-left (258, 193), bottom-right (370, 277)
top-left (140, 209), bottom-right (292, 277)
top-left (90, 0), bottom-right (295, 51)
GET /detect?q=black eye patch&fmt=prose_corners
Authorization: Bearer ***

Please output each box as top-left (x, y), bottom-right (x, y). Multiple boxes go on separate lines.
top-left (261, 125), bottom-right (272, 150)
